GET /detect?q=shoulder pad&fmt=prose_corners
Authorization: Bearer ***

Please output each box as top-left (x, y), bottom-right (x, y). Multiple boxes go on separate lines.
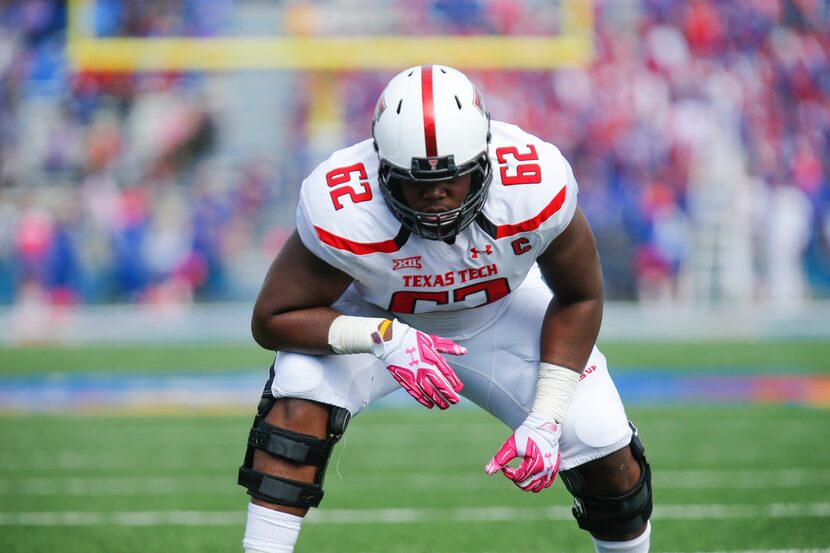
top-left (479, 121), bottom-right (578, 241)
top-left (296, 139), bottom-right (405, 263)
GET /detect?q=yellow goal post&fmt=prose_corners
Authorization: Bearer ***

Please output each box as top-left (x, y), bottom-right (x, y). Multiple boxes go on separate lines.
top-left (67, 0), bottom-right (595, 71)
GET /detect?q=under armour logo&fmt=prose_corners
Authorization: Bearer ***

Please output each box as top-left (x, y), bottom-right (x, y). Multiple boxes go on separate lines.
top-left (470, 245), bottom-right (493, 258)
top-left (406, 347), bottom-right (419, 367)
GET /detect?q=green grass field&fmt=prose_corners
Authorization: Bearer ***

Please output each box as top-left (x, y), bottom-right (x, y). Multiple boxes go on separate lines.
top-left (1, 339), bottom-right (829, 375)
top-left (1, 340), bottom-right (829, 553)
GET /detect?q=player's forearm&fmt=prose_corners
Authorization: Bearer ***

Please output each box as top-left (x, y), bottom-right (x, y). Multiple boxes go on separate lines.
top-left (539, 295), bottom-right (603, 373)
top-left (252, 309), bottom-right (392, 356)
top-left (531, 296), bottom-right (601, 423)
top-left (251, 307), bottom-right (344, 354)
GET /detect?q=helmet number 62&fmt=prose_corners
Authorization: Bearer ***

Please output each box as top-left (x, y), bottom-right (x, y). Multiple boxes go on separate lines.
top-left (326, 163), bottom-right (373, 210)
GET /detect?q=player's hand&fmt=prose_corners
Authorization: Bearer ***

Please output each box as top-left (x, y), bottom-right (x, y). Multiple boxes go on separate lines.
top-left (372, 319), bottom-right (466, 409)
top-left (484, 413), bottom-right (562, 492)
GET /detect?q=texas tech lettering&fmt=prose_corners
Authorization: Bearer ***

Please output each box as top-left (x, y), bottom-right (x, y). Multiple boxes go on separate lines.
top-left (402, 272), bottom-right (456, 287)
top-left (458, 264), bottom-right (498, 282)
top-left (400, 264), bottom-right (499, 288)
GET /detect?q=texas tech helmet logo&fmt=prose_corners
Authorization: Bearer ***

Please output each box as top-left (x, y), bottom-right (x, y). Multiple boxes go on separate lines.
top-left (373, 95), bottom-right (386, 122)
top-left (412, 155), bottom-right (455, 175)
top-left (473, 86), bottom-right (487, 116)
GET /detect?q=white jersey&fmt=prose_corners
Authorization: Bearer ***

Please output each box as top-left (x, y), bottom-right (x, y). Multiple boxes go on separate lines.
top-left (296, 121), bottom-right (579, 335)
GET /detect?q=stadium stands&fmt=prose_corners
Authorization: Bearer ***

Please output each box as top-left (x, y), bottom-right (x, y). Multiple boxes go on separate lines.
top-left (0, 0), bottom-right (828, 307)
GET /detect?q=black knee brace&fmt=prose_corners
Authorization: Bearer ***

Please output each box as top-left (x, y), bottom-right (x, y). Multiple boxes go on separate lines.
top-left (237, 394), bottom-right (350, 509)
top-left (558, 424), bottom-right (653, 536)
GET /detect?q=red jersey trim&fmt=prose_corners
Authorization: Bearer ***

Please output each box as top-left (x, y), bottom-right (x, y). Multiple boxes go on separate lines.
top-left (494, 185), bottom-right (568, 239)
top-left (316, 226), bottom-right (402, 255)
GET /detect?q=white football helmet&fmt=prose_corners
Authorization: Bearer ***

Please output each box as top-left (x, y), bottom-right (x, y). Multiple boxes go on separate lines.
top-left (372, 65), bottom-right (492, 240)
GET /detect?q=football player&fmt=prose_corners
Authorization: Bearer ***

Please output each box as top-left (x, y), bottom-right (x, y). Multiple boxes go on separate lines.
top-left (238, 65), bottom-right (653, 553)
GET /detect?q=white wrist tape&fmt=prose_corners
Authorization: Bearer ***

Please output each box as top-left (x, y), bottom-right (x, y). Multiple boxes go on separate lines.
top-left (327, 315), bottom-right (389, 354)
top-left (531, 362), bottom-right (581, 423)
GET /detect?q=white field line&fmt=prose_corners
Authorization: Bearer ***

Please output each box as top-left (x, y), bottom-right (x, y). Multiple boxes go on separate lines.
top-left (2, 469), bottom-right (828, 496)
top-left (0, 502), bottom-right (829, 526)
top-left (660, 551), bottom-right (830, 553)
top-left (0, 476), bottom-right (232, 496)
top-left (407, 468), bottom-right (830, 491)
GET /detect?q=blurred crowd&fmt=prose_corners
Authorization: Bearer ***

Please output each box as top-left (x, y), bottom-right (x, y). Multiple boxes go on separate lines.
top-left (1, 0), bottom-right (829, 308)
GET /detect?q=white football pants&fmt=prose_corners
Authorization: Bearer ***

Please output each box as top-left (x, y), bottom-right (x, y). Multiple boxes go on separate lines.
top-left (266, 270), bottom-right (632, 470)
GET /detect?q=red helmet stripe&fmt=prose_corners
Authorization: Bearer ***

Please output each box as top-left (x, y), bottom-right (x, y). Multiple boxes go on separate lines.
top-left (420, 65), bottom-right (438, 157)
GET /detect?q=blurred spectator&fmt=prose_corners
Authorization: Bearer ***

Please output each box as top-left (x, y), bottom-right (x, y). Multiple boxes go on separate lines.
top-left (0, 0), bottom-right (828, 309)
top-left (765, 181), bottom-right (813, 307)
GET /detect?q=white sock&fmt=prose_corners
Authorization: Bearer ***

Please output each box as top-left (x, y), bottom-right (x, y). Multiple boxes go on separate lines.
top-left (592, 521), bottom-right (651, 553)
top-left (242, 503), bottom-right (303, 553)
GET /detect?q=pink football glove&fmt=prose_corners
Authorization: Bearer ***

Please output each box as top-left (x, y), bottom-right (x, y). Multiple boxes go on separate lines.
top-left (372, 319), bottom-right (466, 409)
top-left (484, 413), bottom-right (562, 492)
